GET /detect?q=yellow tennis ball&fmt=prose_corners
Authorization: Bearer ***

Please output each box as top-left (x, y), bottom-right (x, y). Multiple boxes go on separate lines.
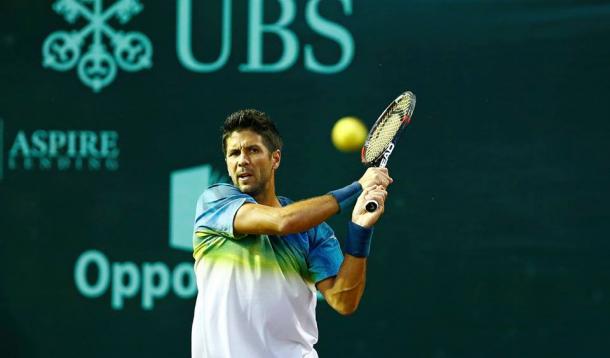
top-left (331, 116), bottom-right (368, 152)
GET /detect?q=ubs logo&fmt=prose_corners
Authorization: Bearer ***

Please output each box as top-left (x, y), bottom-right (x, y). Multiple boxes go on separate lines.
top-left (43, 0), bottom-right (152, 92)
top-left (42, 0), bottom-right (355, 92)
top-left (177, 0), bottom-right (354, 74)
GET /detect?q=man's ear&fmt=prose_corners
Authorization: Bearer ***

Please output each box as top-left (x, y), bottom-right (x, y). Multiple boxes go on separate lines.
top-left (272, 150), bottom-right (281, 170)
top-left (224, 156), bottom-right (231, 175)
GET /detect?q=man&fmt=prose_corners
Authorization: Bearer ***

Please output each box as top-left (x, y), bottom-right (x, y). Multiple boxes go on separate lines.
top-left (192, 109), bottom-right (392, 358)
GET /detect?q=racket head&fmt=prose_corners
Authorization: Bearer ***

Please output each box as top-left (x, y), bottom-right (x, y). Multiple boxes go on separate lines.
top-left (361, 91), bottom-right (416, 167)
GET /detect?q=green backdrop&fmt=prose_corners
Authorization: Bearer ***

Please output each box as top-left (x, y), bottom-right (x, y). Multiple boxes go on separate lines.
top-left (2, 0), bottom-right (610, 357)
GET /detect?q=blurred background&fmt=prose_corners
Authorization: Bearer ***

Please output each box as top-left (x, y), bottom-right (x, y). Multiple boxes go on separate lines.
top-left (1, 0), bottom-right (610, 357)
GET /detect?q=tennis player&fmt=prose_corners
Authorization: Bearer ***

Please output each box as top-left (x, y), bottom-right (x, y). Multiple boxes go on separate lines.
top-left (191, 109), bottom-right (392, 358)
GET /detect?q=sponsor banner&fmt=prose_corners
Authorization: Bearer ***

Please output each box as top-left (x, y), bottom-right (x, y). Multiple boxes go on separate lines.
top-left (72, 163), bottom-right (225, 310)
top-left (42, 0), bottom-right (355, 92)
top-left (7, 129), bottom-right (120, 173)
top-left (43, 0), bottom-right (152, 92)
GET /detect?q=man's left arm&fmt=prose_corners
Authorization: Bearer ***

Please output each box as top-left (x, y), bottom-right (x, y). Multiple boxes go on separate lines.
top-left (316, 185), bottom-right (388, 315)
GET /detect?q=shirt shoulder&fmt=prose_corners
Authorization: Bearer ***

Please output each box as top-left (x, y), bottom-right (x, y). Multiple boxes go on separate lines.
top-left (194, 183), bottom-right (256, 238)
top-left (199, 183), bottom-right (244, 204)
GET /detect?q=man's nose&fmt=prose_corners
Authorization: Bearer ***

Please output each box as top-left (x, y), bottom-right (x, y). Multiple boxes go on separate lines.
top-left (237, 151), bottom-right (250, 166)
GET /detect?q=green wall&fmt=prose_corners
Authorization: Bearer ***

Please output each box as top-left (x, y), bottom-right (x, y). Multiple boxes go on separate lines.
top-left (1, 1), bottom-right (609, 357)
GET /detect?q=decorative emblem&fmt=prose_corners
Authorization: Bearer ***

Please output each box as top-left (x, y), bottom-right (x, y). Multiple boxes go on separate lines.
top-left (42, 0), bottom-right (152, 92)
top-left (169, 164), bottom-right (227, 252)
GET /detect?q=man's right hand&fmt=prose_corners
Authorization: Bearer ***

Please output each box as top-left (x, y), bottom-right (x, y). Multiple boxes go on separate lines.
top-left (351, 185), bottom-right (388, 228)
top-left (358, 167), bottom-right (393, 189)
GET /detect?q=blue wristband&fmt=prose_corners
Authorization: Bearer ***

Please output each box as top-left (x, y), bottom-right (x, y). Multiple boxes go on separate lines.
top-left (345, 221), bottom-right (374, 257)
top-left (329, 182), bottom-right (362, 212)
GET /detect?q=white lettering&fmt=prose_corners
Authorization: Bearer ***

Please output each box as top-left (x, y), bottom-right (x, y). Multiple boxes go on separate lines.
top-left (304, 0), bottom-right (354, 74)
top-left (380, 142), bottom-right (395, 167)
top-left (79, 131), bottom-right (98, 157)
top-left (67, 131), bottom-right (78, 157)
top-left (31, 130), bottom-right (48, 157)
top-left (142, 262), bottom-right (171, 310)
top-left (74, 250), bottom-right (110, 298)
top-left (48, 131), bottom-right (67, 156)
top-left (112, 261), bottom-right (141, 310)
top-left (177, 0), bottom-right (354, 74)
top-left (173, 262), bottom-right (197, 297)
top-left (9, 131), bottom-right (30, 157)
top-left (239, 0), bottom-right (299, 72)
top-left (73, 250), bottom-right (196, 310)
top-left (100, 131), bottom-right (120, 157)
top-left (176, 0), bottom-right (232, 72)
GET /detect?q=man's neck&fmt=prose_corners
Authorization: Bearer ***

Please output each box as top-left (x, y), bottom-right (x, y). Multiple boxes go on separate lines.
top-left (254, 181), bottom-right (281, 207)
top-left (255, 192), bottom-right (281, 207)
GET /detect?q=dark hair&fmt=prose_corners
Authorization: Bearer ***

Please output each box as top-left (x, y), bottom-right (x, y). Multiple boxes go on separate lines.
top-left (221, 109), bottom-right (283, 155)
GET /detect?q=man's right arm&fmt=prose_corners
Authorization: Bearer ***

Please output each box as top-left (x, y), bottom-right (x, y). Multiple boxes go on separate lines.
top-left (234, 195), bottom-right (340, 235)
top-left (233, 167), bottom-right (393, 236)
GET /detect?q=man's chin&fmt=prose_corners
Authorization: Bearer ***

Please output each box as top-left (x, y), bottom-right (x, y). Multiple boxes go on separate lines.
top-left (237, 183), bottom-right (260, 196)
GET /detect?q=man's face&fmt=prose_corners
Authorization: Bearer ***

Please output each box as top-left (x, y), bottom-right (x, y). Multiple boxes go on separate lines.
top-left (225, 130), bottom-right (279, 197)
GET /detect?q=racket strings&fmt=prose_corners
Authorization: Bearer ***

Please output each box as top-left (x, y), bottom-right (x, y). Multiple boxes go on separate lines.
top-left (364, 97), bottom-right (412, 162)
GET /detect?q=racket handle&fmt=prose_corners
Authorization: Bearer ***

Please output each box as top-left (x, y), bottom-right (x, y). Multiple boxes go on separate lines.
top-left (365, 200), bottom-right (379, 212)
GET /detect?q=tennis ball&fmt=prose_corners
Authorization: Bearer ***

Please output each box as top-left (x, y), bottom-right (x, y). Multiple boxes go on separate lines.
top-left (331, 116), bottom-right (368, 152)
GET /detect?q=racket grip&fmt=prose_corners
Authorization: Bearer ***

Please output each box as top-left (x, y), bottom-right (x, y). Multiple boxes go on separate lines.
top-left (365, 200), bottom-right (379, 212)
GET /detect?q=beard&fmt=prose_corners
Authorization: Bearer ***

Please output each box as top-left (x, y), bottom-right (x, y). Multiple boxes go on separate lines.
top-left (230, 164), bottom-right (273, 199)
top-left (233, 174), bottom-right (267, 198)
top-left (237, 181), bottom-right (263, 197)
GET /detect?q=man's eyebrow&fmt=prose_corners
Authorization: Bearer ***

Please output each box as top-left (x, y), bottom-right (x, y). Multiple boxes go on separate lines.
top-left (234, 143), bottom-right (261, 150)
top-left (227, 143), bottom-right (259, 152)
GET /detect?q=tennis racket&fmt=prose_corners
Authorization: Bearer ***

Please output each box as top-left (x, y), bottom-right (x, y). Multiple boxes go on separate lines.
top-left (361, 90), bottom-right (416, 212)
